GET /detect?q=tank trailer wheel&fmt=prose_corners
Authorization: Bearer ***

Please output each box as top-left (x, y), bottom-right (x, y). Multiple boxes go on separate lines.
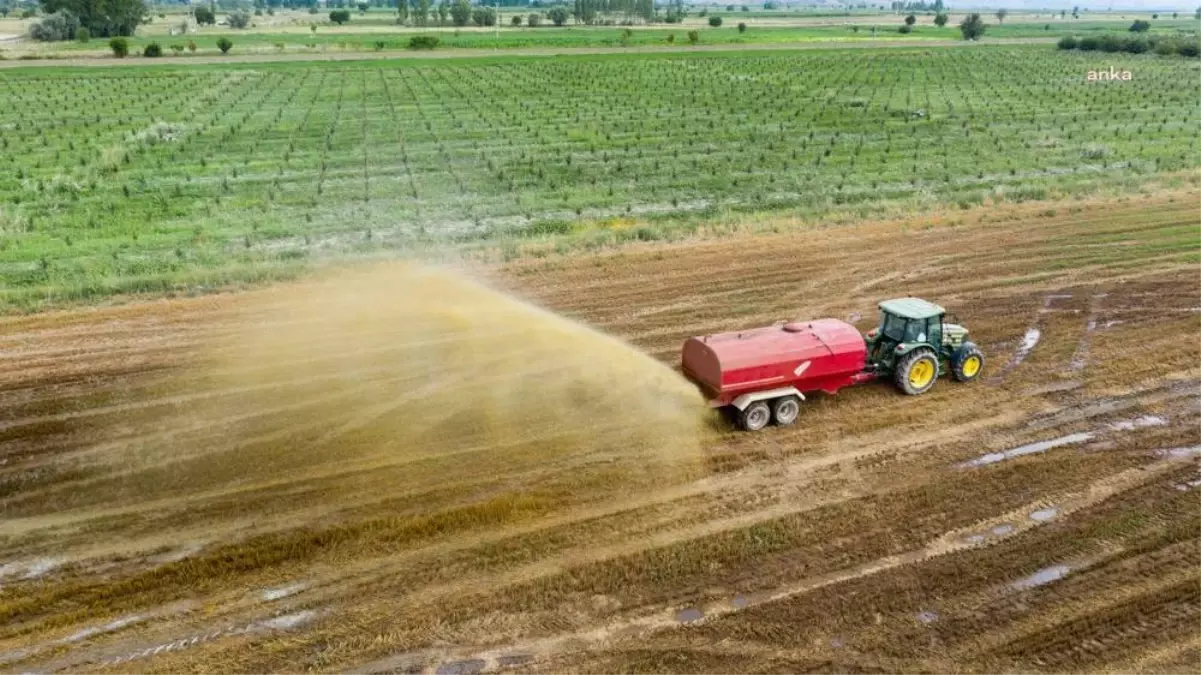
top-left (739, 401), bottom-right (772, 432)
top-left (894, 349), bottom-right (939, 396)
top-left (952, 343), bottom-right (985, 382)
top-left (772, 396), bottom-right (801, 426)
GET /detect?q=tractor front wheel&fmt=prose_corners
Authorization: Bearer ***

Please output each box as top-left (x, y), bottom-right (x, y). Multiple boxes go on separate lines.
top-left (952, 343), bottom-right (985, 382)
top-left (894, 349), bottom-right (939, 396)
top-left (738, 401), bottom-right (771, 432)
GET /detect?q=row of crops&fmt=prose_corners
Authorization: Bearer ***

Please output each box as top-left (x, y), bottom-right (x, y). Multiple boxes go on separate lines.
top-left (0, 47), bottom-right (1198, 308)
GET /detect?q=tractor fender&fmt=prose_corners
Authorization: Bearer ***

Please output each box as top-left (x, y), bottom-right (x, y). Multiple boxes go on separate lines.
top-left (893, 342), bottom-right (935, 359)
top-left (731, 387), bottom-right (805, 411)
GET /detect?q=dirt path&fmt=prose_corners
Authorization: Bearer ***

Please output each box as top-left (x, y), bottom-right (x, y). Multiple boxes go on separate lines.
top-left (0, 36), bottom-right (1056, 68)
top-left (0, 192), bottom-right (1197, 674)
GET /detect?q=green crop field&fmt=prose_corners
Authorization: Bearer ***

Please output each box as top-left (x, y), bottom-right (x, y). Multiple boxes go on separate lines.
top-left (0, 45), bottom-right (1198, 311)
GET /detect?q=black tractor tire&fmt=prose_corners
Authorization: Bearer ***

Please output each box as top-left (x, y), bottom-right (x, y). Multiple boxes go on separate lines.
top-left (738, 401), bottom-right (771, 432)
top-left (771, 396), bottom-right (801, 426)
top-left (893, 349), bottom-right (939, 396)
top-left (951, 342), bottom-right (985, 382)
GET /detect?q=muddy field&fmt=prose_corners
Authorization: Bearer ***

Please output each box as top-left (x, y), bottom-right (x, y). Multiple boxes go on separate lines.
top-left (1, 191), bottom-right (1199, 674)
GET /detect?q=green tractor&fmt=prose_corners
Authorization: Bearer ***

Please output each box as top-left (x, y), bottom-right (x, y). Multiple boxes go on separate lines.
top-left (864, 297), bottom-right (984, 395)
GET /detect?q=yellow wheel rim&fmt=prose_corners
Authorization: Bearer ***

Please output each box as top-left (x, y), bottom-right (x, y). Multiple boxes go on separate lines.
top-left (909, 359), bottom-right (935, 388)
top-left (962, 355), bottom-right (981, 378)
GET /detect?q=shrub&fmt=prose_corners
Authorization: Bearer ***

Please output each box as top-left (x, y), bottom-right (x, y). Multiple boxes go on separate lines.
top-left (1078, 35), bottom-right (1099, 50)
top-left (1057, 35), bottom-right (1077, 49)
top-left (1154, 39), bottom-right (1177, 55)
top-left (1124, 37), bottom-right (1148, 53)
top-left (898, 24), bottom-right (911, 33)
top-left (407, 34), bottom-right (439, 49)
top-left (373, 39), bottom-right (385, 50)
top-left (904, 13), bottom-right (915, 25)
top-left (187, 39), bottom-right (197, 51)
top-left (959, 12), bottom-right (985, 40)
top-left (1179, 41), bottom-right (1200, 57)
top-left (109, 36), bottom-right (129, 57)
top-left (194, 5), bottom-right (215, 24)
top-left (20, 8), bottom-right (36, 18)
top-left (687, 29), bottom-right (699, 44)
top-left (309, 6), bottom-right (318, 12)
top-left (143, 41), bottom-right (162, 56)
top-left (329, 8), bottom-right (350, 24)
top-left (216, 36), bottom-right (233, 53)
top-left (1129, 19), bottom-right (1150, 32)
top-left (254, 8), bottom-right (262, 15)
top-left (737, 21), bottom-right (745, 32)
top-left (170, 42), bottom-right (184, 53)
top-left (75, 26), bottom-right (89, 42)
top-left (227, 10), bottom-right (251, 28)
top-left (933, 12), bottom-right (947, 26)
top-left (666, 32), bottom-right (674, 43)
top-left (29, 10), bottom-right (80, 41)
top-left (510, 14), bottom-right (521, 25)
top-left (708, 15), bottom-right (721, 26)
top-left (547, 6), bottom-right (568, 26)
top-left (1099, 34), bottom-right (1124, 52)
top-left (527, 13), bottom-right (541, 26)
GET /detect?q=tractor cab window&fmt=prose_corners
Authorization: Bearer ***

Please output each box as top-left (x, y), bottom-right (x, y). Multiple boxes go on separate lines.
top-left (881, 312), bottom-right (907, 341)
top-left (902, 319), bottom-right (925, 343)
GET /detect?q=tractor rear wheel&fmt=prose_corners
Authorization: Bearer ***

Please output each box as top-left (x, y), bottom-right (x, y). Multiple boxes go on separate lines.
top-left (738, 401), bottom-right (771, 432)
top-left (894, 349), bottom-right (939, 396)
top-left (952, 343), bottom-right (985, 382)
top-left (771, 396), bottom-right (801, 426)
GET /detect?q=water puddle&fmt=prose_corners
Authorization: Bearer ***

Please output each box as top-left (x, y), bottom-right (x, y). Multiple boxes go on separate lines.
top-left (964, 534), bottom-right (986, 544)
top-left (1157, 446), bottom-right (1201, 458)
top-left (262, 583), bottom-right (305, 602)
top-left (960, 432), bottom-right (1093, 468)
top-left (1109, 415), bottom-right (1168, 431)
top-left (916, 610), bottom-right (939, 624)
top-left (830, 636), bottom-right (845, 649)
top-left (676, 607), bottom-right (704, 623)
top-left (65, 615), bottom-right (144, 643)
top-left (1029, 507), bottom-right (1058, 522)
top-left (1010, 564), bottom-right (1071, 590)
top-left (435, 659), bottom-right (486, 675)
top-left (731, 595), bottom-right (750, 609)
top-left (261, 610), bottom-right (316, 631)
top-left (1012, 328), bottom-right (1041, 366)
top-left (496, 654), bottom-right (532, 667)
top-left (991, 523), bottom-right (1015, 535)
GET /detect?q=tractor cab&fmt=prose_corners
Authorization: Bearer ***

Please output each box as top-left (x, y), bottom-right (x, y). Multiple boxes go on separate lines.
top-left (864, 297), bottom-right (983, 395)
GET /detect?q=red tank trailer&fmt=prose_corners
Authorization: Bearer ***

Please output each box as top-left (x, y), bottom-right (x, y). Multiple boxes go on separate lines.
top-left (681, 318), bottom-right (872, 431)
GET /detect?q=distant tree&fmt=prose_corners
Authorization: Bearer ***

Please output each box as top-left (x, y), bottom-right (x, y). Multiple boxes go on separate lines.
top-left (959, 12), bottom-right (984, 40)
top-left (396, 1), bottom-right (407, 22)
top-left (1059, 9), bottom-right (1065, 18)
top-left (933, 12), bottom-right (946, 26)
top-left (449, 0), bottom-right (468, 25)
top-left (194, 5), bottom-right (215, 24)
top-left (527, 12), bottom-right (541, 25)
top-left (709, 14), bottom-right (721, 25)
top-left (329, 8), bottom-right (350, 23)
top-left (29, 10), bottom-right (79, 40)
top-left (1171, 11), bottom-right (1176, 18)
top-left (471, 6), bottom-right (495, 25)
top-left (142, 41), bottom-right (161, 56)
top-left (1129, 19), bottom-right (1149, 32)
top-left (40, 0), bottom-right (144, 36)
top-left (741, 5), bottom-right (748, 10)
top-left (108, 35), bottom-right (128, 56)
top-left (0, 7), bottom-right (8, 17)
top-left (1195, 6), bottom-right (1200, 20)
top-left (227, 10), bottom-right (251, 27)
top-left (75, 25), bottom-right (89, 40)
top-left (547, 5), bottom-right (568, 25)
top-left (737, 21), bottom-right (745, 31)
top-left (216, 36), bottom-right (232, 52)
top-left (1151, 13), bottom-right (1157, 18)
top-left (357, 1), bottom-right (369, 11)
top-left (510, 13), bottom-right (521, 24)
top-left (407, 34), bottom-right (438, 47)
top-left (687, 28), bottom-right (698, 42)
top-left (994, 8), bottom-right (1006, 24)
top-left (411, 0), bottom-right (430, 26)
top-left (904, 12), bottom-right (914, 24)
top-left (436, 0), bottom-right (448, 25)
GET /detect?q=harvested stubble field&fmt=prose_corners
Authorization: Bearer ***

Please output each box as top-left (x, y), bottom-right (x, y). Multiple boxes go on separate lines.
top-left (0, 46), bottom-right (1198, 311)
top-left (1, 191), bottom-right (1198, 674)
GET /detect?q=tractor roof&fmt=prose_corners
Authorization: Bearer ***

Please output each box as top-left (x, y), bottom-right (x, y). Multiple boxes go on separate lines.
top-left (879, 297), bottom-right (945, 320)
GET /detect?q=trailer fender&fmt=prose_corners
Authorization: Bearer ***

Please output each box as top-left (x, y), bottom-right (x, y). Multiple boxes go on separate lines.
top-left (731, 387), bottom-right (805, 411)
